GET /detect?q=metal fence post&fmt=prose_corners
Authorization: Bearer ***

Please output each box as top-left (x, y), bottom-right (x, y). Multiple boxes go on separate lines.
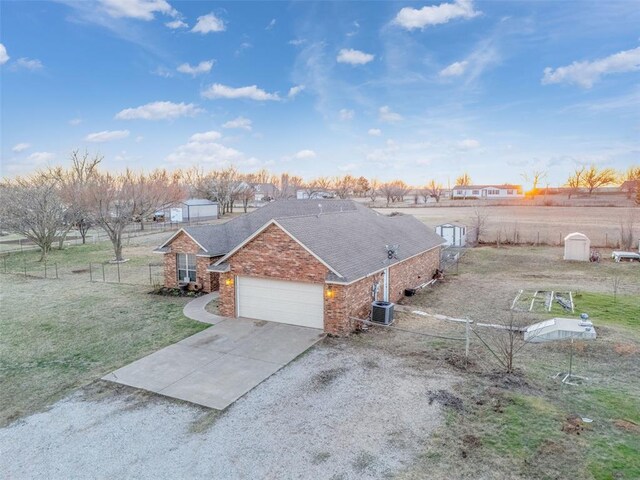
top-left (44, 261), bottom-right (47, 279)
top-left (465, 319), bottom-right (470, 361)
top-left (117, 261), bottom-right (121, 283)
top-left (605, 233), bottom-right (608, 247)
top-left (3, 257), bottom-right (6, 273)
top-left (149, 264), bottom-right (152, 285)
top-left (23, 258), bottom-right (27, 277)
top-left (55, 263), bottom-right (58, 279)
top-left (89, 263), bottom-right (93, 282)
top-left (102, 263), bottom-right (105, 282)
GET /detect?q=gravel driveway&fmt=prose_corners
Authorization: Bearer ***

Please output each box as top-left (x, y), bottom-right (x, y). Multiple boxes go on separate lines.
top-left (1, 336), bottom-right (458, 480)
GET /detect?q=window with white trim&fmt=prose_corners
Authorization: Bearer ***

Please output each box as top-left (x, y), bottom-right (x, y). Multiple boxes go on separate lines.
top-left (177, 253), bottom-right (196, 282)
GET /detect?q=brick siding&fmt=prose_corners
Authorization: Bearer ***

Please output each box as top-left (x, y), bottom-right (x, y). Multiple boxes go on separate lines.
top-left (217, 222), bottom-right (441, 336)
top-left (218, 223), bottom-right (329, 317)
top-left (162, 231), bottom-right (220, 292)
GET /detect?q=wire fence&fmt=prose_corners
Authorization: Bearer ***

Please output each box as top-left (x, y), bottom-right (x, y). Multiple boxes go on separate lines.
top-left (0, 256), bottom-right (164, 287)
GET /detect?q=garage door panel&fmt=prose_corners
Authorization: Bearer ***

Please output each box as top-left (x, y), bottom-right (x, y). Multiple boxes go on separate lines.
top-left (237, 276), bottom-right (324, 329)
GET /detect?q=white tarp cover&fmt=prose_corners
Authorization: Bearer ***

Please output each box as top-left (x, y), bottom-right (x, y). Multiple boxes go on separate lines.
top-left (525, 317), bottom-right (597, 343)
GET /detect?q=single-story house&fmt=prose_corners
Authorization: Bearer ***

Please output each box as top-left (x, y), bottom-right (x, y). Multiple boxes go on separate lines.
top-left (452, 185), bottom-right (523, 199)
top-left (296, 190), bottom-right (335, 200)
top-left (251, 182), bottom-right (279, 202)
top-left (155, 199), bottom-right (445, 335)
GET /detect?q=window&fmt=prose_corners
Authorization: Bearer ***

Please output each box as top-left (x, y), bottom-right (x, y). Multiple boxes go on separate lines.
top-left (487, 189), bottom-right (499, 195)
top-left (472, 190), bottom-right (480, 195)
top-left (177, 253), bottom-right (196, 282)
top-left (507, 189), bottom-right (514, 195)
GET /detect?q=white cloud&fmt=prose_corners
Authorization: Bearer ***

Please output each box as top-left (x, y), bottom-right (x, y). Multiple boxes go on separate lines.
top-left (222, 117), bottom-right (252, 130)
top-left (394, 0), bottom-right (480, 30)
top-left (288, 85), bottom-right (305, 98)
top-left (166, 19), bottom-right (188, 29)
top-left (266, 18), bottom-right (276, 30)
top-left (294, 149), bottom-right (316, 159)
top-left (457, 138), bottom-right (480, 150)
top-left (339, 109), bottom-right (355, 121)
top-left (177, 60), bottom-right (214, 76)
top-left (336, 48), bottom-right (374, 65)
top-left (189, 130), bottom-right (221, 142)
top-left (12, 143), bottom-right (30, 153)
top-left (289, 39), bottom-right (306, 46)
top-left (378, 106), bottom-right (403, 123)
top-left (167, 132), bottom-right (256, 168)
top-left (14, 58), bottom-right (43, 71)
top-left (0, 44), bottom-right (9, 65)
top-left (85, 129), bottom-right (130, 142)
top-left (542, 46), bottom-right (640, 89)
top-left (368, 128), bottom-right (382, 136)
top-left (99, 0), bottom-right (177, 20)
top-left (135, 135), bottom-right (144, 142)
top-left (27, 151), bottom-right (55, 163)
top-left (115, 101), bottom-right (203, 120)
top-left (440, 60), bottom-right (468, 77)
top-left (151, 66), bottom-right (173, 78)
top-left (192, 13), bottom-right (225, 34)
top-left (201, 84), bottom-right (280, 101)
top-left (69, 118), bottom-right (82, 126)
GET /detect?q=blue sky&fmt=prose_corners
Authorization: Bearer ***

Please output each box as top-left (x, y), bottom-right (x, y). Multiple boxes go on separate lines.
top-left (1, 0), bottom-right (639, 186)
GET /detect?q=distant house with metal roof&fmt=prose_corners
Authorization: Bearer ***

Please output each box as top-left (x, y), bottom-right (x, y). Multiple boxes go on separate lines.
top-left (155, 199), bottom-right (445, 335)
top-left (452, 184), bottom-right (523, 199)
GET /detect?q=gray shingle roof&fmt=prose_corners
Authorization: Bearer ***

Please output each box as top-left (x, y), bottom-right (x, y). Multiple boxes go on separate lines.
top-left (160, 199), bottom-right (358, 256)
top-left (158, 199), bottom-right (444, 282)
top-left (275, 207), bottom-right (445, 282)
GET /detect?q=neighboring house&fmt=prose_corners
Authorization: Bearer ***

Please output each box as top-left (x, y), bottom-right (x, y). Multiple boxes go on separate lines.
top-left (620, 180), bottom-right (639, 197)
top-left (251, 183), bottom-right (279, 202)
top-left (155, 199), bottom-right (445, 335)
top-left (296, 189), bottom-right (335, 200)
top-left (452, 185), bottom-right (523, 199)
top-left (435, 223), bottom-right (467, 247)
top-left (155, 199), bottom-right (219, 223)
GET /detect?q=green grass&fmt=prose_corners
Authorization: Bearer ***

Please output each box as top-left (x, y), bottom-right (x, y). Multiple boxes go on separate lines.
top-left (570, 292), bottom-right (640, 329)
top-left (0, 256), bottom-right (208, 426)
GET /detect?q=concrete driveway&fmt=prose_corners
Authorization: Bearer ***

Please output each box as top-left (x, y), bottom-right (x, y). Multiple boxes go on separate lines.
top-left (102, 318), bottom-right (324, 409)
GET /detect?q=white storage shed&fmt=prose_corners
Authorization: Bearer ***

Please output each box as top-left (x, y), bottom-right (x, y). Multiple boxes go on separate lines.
top-left (435, 223), bottom-right (467, 247)
top-left (564, 232), bottom-right (590, 261)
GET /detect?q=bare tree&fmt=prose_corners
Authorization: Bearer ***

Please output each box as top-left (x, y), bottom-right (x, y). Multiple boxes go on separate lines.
top-left (418, 187), bottom-right (431, 204)
top-left (472, 311), bottom-right (531, 374)
top-left (521, 170), bottom-right (547, 195)
top-left (132, 169), bottom-right (186, 230)
top-left (619, 213), bottom-right (636, 250)
top-left (565, 166), bottom-right (586, 199)
top-left (86, 170), bottom-right (139, 262)
top-left (236, 182), bottom-right (255, 212)
top-left (621, 165), bottom-right (640, 199)
top-left (583, 165), bottom-right (617, 195)
top-left (455, 172), bottom-right (472, 186)
top-left (333, 175), bottom-right (356, 199)
top-left (471, 206), bottom-right (489, 244)
top-left (368, 179), bottom-right (380, 204)
top-left (612, 277), bottom-right (621, 303)
top-left (427, 179), bottom-right (443, 203)
top-left (0, 173), bottom-right (68, 261)
top-left (379, 182), bottom-right (396, 207)
top-left (355, 176), bottom-right (370, 197)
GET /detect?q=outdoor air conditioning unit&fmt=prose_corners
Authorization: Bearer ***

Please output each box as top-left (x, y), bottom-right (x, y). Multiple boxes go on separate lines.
top-left (371, 301), bottom-right (394, 325)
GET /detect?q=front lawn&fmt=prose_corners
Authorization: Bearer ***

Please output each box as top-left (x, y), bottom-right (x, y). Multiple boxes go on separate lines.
top-left (0, 240), bottom-right (208, 426)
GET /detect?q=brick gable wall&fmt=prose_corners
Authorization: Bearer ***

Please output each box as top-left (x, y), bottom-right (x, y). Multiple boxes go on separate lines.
top-left (218, 223), bottom-right (329, 318)
top-left (162, 231), bottom-right (220, 292)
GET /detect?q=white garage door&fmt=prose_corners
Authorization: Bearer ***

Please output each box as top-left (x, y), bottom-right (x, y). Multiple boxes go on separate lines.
top-left (236, 276), bottom-right (324, 329)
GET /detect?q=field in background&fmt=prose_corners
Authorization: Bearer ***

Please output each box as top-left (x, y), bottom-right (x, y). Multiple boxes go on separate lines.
top-left (376, 205), bottom-right (640, 247)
